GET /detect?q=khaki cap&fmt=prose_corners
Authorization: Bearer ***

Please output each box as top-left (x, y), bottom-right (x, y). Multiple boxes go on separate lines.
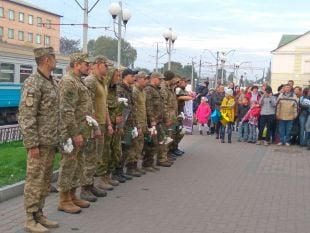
top-left (33, 47), bottom-right (55, 58)
top-left (90, 55), bottom-right (113, 66)
top-left (70, 53), bottom-right (89, 63)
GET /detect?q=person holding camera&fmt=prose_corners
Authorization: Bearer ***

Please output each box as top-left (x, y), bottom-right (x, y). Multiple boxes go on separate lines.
top-left (256, 86), bottom-right (277, 146)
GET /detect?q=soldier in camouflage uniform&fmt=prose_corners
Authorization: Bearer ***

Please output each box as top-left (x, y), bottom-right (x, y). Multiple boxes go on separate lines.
top-left (116, 68), bottom-right (139, 178)
top-left (19, 47), bottom-right (59, 233)
top-left (81, 56), bottom-right (113, 201)
top-left (143, 72), bottom-right (172, 169)
top-left (57, 53), bottom-right (95, 214)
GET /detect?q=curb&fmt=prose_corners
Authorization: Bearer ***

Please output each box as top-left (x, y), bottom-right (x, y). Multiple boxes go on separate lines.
top-left (0, 170), bottom-right (59, 203)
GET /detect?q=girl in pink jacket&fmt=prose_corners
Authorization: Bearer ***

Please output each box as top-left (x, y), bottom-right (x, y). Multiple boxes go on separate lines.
top-left (195, 97), bottom-right (212, 135)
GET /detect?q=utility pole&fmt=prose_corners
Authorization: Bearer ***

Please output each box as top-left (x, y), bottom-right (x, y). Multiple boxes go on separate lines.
top-left (215, 51), bottom-right (219, 86)
top-left (198, 56), bottom-right (202, 85)
top-left (155, 42), bottom-right (159, 72)
top-left (191, 57), bottom-right (195, 91)
top-left (82, 0), bottom-right (88, 53)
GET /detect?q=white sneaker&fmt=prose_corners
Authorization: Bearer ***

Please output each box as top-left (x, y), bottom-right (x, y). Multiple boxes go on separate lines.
top-left (277, 142), bottom-right (283, 146)
top-left (285, 143), bottom-right (291, 146)
top-left (263, 141), bottom-right (269, 146)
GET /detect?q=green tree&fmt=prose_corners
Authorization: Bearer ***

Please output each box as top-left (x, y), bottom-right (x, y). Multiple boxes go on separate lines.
top-left (60, 37), bottom-right (80, 55)
top-left (159, 61), bottom-right (198, 79)
top-left (87, 36), bottom-right (137, 67)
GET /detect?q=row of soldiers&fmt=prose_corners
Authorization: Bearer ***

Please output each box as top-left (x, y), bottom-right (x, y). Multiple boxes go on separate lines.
top-left (18, 47), bottom-right (193, 233)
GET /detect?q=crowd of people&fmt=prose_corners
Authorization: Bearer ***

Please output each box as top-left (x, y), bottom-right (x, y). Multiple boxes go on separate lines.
top-left (194, 80), bottom-right (310, 148)
top-left (18, 47), bottom-right (195, 233)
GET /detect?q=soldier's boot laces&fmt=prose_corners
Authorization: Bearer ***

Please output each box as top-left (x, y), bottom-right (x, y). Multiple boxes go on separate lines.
top-left (58, 191), bottom-right (81, 214)
top-left (70, 189), bottom-right (90, 208)
top-left (107, 172), bottom-right (120, 186)
top-left (98, 175), bottom-right (114, 191)
top-left (35, 209), bottom-right (59, 228)
top-left (24, 213), bottom-right (48, 233)
top-left (80, 186), bottom-right (97, 202)
top-left (89, 184), bottom-right (107, 197)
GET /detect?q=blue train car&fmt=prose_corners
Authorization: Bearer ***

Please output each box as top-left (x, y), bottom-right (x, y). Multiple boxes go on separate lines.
top-left (0, 83), bottom-right (21, 125)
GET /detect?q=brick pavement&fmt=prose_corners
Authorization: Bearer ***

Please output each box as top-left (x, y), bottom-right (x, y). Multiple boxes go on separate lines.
top-left (0, 130), bottom-right (310, 233)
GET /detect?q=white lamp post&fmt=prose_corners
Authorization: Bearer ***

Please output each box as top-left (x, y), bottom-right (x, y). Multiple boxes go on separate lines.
top-left (163, 28), bottom-right (177, 70)
top-left (108, 2), bottom-right (131, 67)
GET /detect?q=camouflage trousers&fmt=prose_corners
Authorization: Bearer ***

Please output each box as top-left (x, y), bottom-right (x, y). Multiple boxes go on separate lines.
top-left (24, 146), bottom-right (55, 213)
top-left (170, 125), bottom-right (184, 150)
top-left (96, 128), bottom-right (123, 175)
top-left (57, 146), bottom-right (85, 193)
top-left (125, 131), bottom-right (144, 166)
top-left (82, 137), bottom-right (97, 186)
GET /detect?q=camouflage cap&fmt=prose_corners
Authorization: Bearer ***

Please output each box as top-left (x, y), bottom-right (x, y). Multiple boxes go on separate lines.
top-left (163, 70), bottom-right (175, 81)
top-left (150, 72), bottom-right (164, 79)
top-left (70, 53), bottom-right (89, 63)
top-left (90, 55), bottom-right (113, 66)
top-left (33, 47), bottom-right (55, 58)
top-left (135, 71), bottom-right (147, 79)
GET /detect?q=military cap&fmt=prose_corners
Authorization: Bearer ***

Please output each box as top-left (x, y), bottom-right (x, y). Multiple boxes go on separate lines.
top-left (122, 68), bottom-right (137, 78)
top-left (150, 72), bottom-right (164, 79)
top-left (163, 70), bottom-right (175, 81)
top-left (33, 47), bottom-right (55, 58)
top-left (70, 53), bottom-right (89, 63)
top-left (90, 55), bottom-right (113, 66)
top-left (135, 71), bottom-right (147, 78)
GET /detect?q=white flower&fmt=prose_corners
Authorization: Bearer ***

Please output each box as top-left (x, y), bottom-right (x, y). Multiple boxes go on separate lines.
top-left (132, 127), bottom-right (139, 139)
top-left (164, 136), bottom-right (174, 145)
top-left (178, 112), bottom-right (185, 120)
top-left (63, 138), bottom-right (74, 153)
top-left (180, 128), bottom-right (187, 135)
top-left (148, 126), bottom-right (157, 135)
top-left (118, 97), bottom-right (128, 106)
top-left (86, 115), bottom-right (99, 127)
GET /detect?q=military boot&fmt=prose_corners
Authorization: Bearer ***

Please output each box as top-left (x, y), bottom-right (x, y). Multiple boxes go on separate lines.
top-left (151, 165), bottom-right (160, 171)
top-left (126, 168), bottom-right (142, 177)
top-left (58, 191), bottom-right (81, 214)
top-left (24, 213), bottom-right (48, 233)
top-left (70, 188), bottom-right (90, 208)
top-left (142, 166), bottom-right (156, 172)
top-left (112, 172), bottom-right (126, 183)
top-left (89, 184), bottom-right (107, 197)
top-left (157, 161), bottom-right (172, 167)
top-left (35, 209), bottom-right (59, 228)
top-left (80, 185), bottom-right (97, 202)
top-left (133, 162), bottom-right (146, 175)
top-left (98, 175), bottom-right (113, 191)
top-left (107, 172), bottom-right (120, 186)
top-left (117, 168), bottom-right (133, 180)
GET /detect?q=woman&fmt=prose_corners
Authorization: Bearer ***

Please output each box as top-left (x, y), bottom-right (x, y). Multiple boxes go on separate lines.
top-left (220, 88), bottom-right (235, 143)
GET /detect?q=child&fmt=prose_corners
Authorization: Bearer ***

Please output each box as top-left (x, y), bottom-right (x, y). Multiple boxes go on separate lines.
top-left (237, 97), bottom-right (250, 142)
top-left (220, 89), bottom-right (235, 143)
top-left (195, 97), bottom-right (211, 135)
top-left (242, 101), bottom-right (261, 143)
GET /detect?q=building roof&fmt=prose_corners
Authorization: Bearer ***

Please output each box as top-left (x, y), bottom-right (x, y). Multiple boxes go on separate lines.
top-left (272, 31), bottom-right (310, 52)
top-left (7, 0), bottom-right (62, 17)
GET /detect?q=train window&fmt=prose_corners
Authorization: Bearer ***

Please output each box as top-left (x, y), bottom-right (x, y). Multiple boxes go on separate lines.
top-left (20, 65), bottom-right (33, 83)
top-left (53, 68), bottom-right (63, 78)
top-left (0, 63), bottom-right (14, 82)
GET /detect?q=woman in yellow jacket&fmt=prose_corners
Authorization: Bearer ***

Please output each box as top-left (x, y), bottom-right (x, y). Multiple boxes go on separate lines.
top-left (220, 88), bottom-right (236, 143)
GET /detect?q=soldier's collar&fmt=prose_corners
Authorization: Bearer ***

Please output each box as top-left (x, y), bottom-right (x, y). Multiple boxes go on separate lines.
top-left (37, 68), bottom-right (54, 83)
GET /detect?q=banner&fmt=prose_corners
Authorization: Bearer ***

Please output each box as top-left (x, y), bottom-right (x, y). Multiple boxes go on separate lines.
top-left (183, 100), bottom-right (193, 134)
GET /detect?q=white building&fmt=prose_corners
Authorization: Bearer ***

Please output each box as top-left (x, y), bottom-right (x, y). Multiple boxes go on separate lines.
top-left (271, 31), bottom-right (310, 90)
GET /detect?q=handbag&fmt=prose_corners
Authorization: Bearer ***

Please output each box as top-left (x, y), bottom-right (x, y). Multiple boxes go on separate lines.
top-left (211, 109), bottom-right (221, 123)
top-left (220, 112), bottom-right (230, 126)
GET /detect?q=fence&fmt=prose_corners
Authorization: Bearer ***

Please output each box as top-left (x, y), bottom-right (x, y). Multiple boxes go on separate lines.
top-left (0, 124), bottom-right (22, 143)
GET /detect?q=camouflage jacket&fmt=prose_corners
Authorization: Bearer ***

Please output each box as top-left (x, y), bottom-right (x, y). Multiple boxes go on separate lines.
top-left (107, 83), bottom-right (123, 126)
top-left (18, 70), bottom-right (59, 149)
top-left (116, 81), bottom-right (136, 128)
top-left (160, 82), bottom-right (178, 123)
top-left (84, 74), bottom-right (108, 125)
top-left (59, 72), bottom-right (93, 141)
top-left (133, 84), bottom-right (147, 129)
top-left (144, 83), bottom-right (164, 126)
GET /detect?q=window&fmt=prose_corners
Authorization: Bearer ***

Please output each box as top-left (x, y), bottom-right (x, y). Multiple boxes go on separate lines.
top-left (19, 12), bottom-right (24, 22)
top-left (0, 7), bottom-right (4, 18)
top-left (44, 35), bottom-right (51, 46)
top-left (46, 19), bottom-right (52, 29)
top-left (0, 63), bottom-right (15, 82)
top-left (53, 68), bottom-right (63, 78)
top-left (20, 65), bottom-right (33, 83)
top-left (36, 34), bottom-right (41, 44)
top-left (0, 27), bottom-right (3, 38)
top-left (37, 17), bottom-right (42, 27)
top-left (8, 29), bottom-right (14, 39)
top-left (18, 31), bottom-right (24, 41)
top-left (27, 33), bottom-right (33, 43)
top-left (28, 15), bottom-right (33, 25)
top-left (8, 10), bottom-right (15, 20)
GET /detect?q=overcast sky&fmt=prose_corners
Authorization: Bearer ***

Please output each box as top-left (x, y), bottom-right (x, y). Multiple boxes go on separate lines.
top-left (27, 0), bottom-right (310, 80)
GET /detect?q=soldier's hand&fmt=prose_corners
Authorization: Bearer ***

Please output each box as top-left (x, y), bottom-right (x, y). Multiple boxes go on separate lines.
top-left (138, 128), bottom-right (143, 135)
top-left (108, 125), bottom-right (114, 135)
top-left (94, 129), bottom-right (102, 138)
top-left (116, 116), bottom-right (124, 124)
top-left (73, 135), bottom-right (84, 147)
top-left (28, 147), bottom-right (40, 159)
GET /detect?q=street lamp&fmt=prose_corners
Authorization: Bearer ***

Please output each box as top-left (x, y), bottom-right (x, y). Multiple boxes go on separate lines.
top-left (163, 28), bottom-right (177, 71)
top-left (108, 2), bottom-right (131, 67)
top-left (233, 61), bottom-right (251, 86)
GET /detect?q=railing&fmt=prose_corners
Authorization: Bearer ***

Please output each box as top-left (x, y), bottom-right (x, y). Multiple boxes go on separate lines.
top-left (0, 124), bottom-right (22, 143)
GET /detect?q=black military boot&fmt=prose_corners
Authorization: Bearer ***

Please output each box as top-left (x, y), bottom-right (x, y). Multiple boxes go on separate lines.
top-left (80, 185), bottom-right (97, 202)
top-left (118, 168), bottom-right (133, 180)
top-left (89, 184), bottom-right (107, 197)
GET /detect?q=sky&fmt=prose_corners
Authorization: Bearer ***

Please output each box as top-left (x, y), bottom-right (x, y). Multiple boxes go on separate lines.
top-left (27, 0), bottom-right (310, 80)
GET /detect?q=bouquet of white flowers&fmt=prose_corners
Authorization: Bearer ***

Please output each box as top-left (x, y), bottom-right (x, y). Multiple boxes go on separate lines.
top-left (86, 115), bottom-right (99, 127)
top-left (63, 138), bottom-right (74, 153)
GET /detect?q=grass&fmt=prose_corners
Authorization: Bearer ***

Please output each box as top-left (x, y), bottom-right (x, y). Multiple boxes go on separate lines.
top-left (0, 141), bottom-right (60, 188)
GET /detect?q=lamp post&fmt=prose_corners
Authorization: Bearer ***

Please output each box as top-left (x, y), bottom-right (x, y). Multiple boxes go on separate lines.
top-left (108, 2), bottom-right (131, 67)
top-left (233, 61), bottom-right (251, 86)
top-left (163, 28), bottom-right (177, 71)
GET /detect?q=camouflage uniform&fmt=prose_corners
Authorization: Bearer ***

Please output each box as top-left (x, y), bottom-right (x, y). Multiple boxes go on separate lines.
top-left (57, 68), bottom-right (93, 192)
top-left (143, 83), bottom-right (167, 166)
top-left (19, 68), bottom-right (59, 215)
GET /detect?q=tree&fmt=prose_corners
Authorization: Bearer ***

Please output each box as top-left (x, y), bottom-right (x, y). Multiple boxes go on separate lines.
top-left (159, 62), bottom-right (198, 79)
top-left (60, 37), bottom-right (80, 55)
top-left (87, 36), bottom-right (137, 67)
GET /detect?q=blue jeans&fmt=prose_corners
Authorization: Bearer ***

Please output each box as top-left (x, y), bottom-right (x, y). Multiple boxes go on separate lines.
top-left (248, 124), bottom-right (257, 142)
top-left (299, 112), bottom-right (308, 146)
top-left (220, 122), bottom-right (232, 141)
top-left (278, 120), bottom-right (293, 144)
top-left (237, 122), bottom-right (249, 141)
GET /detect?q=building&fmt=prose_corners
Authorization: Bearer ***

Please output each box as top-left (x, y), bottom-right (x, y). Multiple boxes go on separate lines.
top-left (0, 0), bottom-right (61, 51)
top-left (271, 31), bottom-right (310, 90)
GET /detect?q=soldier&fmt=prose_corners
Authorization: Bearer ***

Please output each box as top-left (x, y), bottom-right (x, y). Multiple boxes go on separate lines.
top-left (19, 47), bottom-right (59, 233)
top-left (143, 72), bottom-right (172, 169)
top-left (116, 68), bottom-right (140, 178)
top-left (126, 71), bottom-right (149, 175)
top-left (57, 53), bottom-right (94, 214)
top-left (81, 56), bottom-right (113, 201)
